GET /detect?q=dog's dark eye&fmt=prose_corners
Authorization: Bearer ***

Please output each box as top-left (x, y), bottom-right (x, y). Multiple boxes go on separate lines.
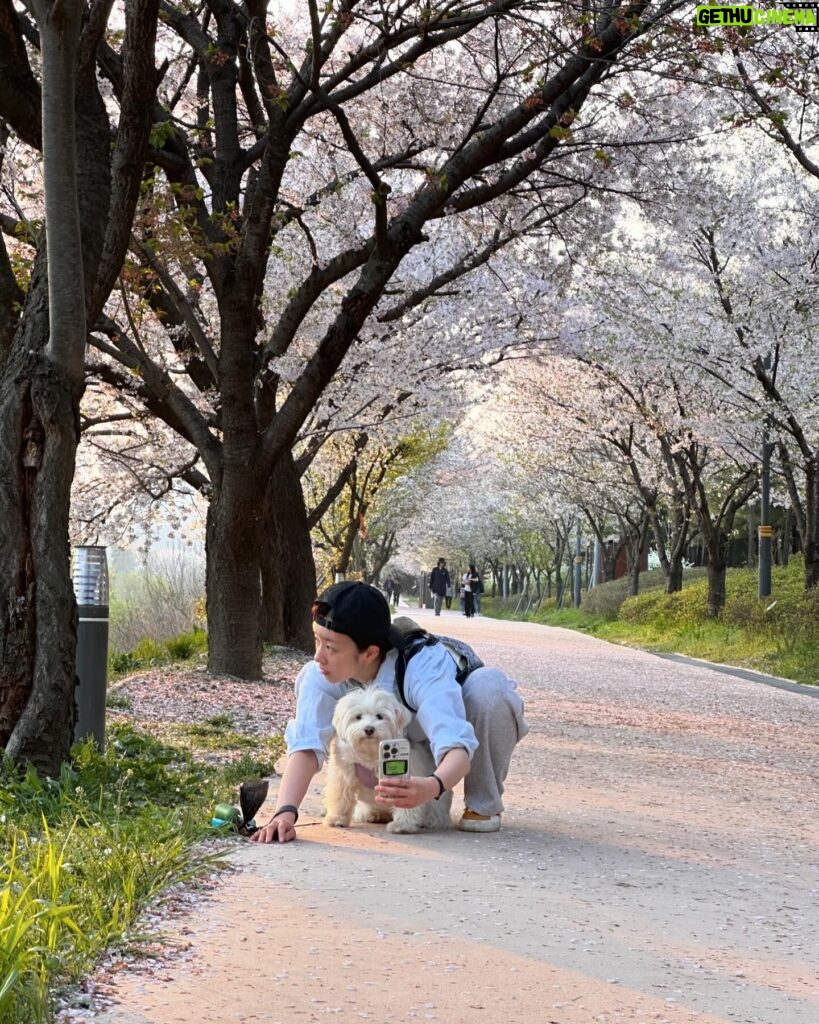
top-left (376, 714), bottom-right (384, 720)
top-left (355, 714), bottom-right (362, 720)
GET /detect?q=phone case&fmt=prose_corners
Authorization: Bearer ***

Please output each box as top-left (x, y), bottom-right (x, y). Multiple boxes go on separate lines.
top-left (378, 738), bottom-right (411, 780)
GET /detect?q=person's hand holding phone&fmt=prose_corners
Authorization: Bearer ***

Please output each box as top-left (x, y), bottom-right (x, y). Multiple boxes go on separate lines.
top-left (375, 740), bottom-right (441, 808)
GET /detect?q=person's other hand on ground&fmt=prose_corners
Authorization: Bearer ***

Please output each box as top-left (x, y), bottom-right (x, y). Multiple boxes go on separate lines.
top-left (251, 813), bottom-right (297, 843)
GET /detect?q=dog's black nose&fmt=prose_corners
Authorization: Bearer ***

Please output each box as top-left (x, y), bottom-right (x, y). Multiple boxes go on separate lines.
top-left (364, 726), bottom-right (375, 736)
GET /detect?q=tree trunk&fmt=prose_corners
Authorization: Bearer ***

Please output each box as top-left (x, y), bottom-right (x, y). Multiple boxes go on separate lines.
top-left (0, 352), bottom-right (80, 773)
top-left (206, 467), bottom-right (264, 678)
top-left (335, 517), bottom-right (360, 577)
top-left (624, 533), bottom-right (644, 597)
top-left (781, 506), bottom-right (791, 566)
top-left (705, 560), bottom-right (726, 618)
top-left (804, 460), bottom-right (819, 589)
top-left (603, 544), bottom-right (618, 583)
top-left (260, 453), bottom-right (316, 653)
top-left (0, 1), bottom-right (159, 769)
top-left (621, 509), bottom-right (649, 597)
top-left (702, 515), bottom-right (740, 618)
top-left (1, 0), bottom-right (86, 772)
top-left (665, 558), bottom-right (684, 594)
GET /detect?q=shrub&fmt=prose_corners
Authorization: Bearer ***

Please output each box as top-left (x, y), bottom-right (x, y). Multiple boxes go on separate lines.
top-left (583, 577), bottom-right (633, 620)
top-left (130, 637), bottom-right (166, 668)
top-left (165, 629), bottom-right (207, 661)
top-left (108, 629), bottom-right (208, 681)
top-left (585, 566), bottom-right (708, 620)
top-left (108, 651), bottom-right (138, 677)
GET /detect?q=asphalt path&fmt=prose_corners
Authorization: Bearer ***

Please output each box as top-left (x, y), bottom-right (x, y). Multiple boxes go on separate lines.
top-left (93, 610), bottom-right (818, 1024)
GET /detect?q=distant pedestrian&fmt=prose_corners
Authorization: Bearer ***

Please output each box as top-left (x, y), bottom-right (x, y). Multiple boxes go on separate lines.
top-left (444, 580), bottom-right (454, 610)
top-left (391, 581), bottom-right (401, 608)
top-left (462, 564), bottom-right (480, 618)
top-left (473, 569), bottom-right (484, 615)
top-left (429, 558), bottom-right (451, 616)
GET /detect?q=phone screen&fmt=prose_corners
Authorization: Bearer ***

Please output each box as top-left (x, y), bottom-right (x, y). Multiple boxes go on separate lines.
top-left (382, 757), bottom-right (409, 776)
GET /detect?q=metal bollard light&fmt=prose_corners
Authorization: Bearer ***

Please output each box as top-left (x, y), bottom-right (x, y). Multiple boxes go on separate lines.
top-left (72, 546), bottom-right (110, 751)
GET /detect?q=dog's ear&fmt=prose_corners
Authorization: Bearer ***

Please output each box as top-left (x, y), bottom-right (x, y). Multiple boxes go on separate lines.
top-left (331, 692), bottom-right (353, 734)
top-left (395, 702), bottom-right (412, 733)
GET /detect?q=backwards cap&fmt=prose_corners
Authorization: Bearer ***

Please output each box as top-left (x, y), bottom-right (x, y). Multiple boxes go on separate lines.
top-left (312, 581), bottom-right (391, 650)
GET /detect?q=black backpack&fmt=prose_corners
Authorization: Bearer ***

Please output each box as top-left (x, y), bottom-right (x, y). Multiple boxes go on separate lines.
top-left (388, 618), bottom-right (484, 711)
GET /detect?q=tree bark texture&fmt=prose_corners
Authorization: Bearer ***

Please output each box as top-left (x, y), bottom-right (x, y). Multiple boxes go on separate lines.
top-left (665, 559), bottom-right (684, 595)
top-left (0, 351), bottom-right (80, 773)
top-left (647, 504), bottom-right (688, 596)
top-left (39, 0), bottom-right (86, 387)
top-left (705, 560), bottom-right (727, 619)
top-left (700, 501), bottom-right (750, 618)
top-left (205, 465), bottom-right (265, 679)
top-left (0, 0), bottom-right (85, 770)
top-left (260, 453), bottom-right (316, 654)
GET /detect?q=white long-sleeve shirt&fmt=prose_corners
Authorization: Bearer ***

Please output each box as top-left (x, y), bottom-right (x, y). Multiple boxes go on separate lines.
top-left (284, 643), bottom-right (479, 769)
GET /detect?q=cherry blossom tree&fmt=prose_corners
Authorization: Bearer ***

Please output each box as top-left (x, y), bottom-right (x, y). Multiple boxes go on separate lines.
top-left (66, 0), bottom-right (690, 677)
top-left (399, 48), bottom-right (819, 616)
top-left (681, 189), bottom-right (819, 588)
top-left (719, 29), bottom-right (818, 184)
top-left (307, 423), bottom-right (448, 586)
top-left (0, 0), bottom-right (159, 770)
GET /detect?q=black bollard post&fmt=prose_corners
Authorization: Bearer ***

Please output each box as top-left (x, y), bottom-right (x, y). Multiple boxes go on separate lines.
top-left (73, 546), bottom-right (110, 751)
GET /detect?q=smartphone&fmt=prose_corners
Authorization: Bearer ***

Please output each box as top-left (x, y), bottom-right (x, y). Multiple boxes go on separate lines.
top-left (378, 738), bottom-right (411, 781)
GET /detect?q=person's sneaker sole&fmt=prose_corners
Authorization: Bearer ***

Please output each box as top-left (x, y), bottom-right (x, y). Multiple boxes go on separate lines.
top-left (459, 811), bottom-right (501, 833)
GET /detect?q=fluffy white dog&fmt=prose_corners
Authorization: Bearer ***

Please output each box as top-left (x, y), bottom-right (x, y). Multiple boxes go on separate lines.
top-left (324, 686), bottom-right (452, 834)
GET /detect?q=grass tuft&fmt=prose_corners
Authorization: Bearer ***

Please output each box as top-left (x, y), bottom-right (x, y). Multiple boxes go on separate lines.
top-left (108, 628), bottom-right (208, 682)
top-left (0, 723), bottom-right (248, 1023)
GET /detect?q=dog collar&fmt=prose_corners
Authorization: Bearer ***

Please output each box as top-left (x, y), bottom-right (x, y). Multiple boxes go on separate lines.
top-left (354, 764), bottom-right (377, 789)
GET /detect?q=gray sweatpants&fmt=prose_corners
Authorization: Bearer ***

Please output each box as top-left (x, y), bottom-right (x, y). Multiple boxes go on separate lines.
top-left (460, 667), bottom-right (529, 816)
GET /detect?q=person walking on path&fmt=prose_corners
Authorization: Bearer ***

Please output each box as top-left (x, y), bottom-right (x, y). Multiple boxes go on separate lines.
top-left (251, 581), bottom-right (528, 843)
top-left (472, 569), bottom-right (484, 615)
top-left (429, 558), bottom-right (451, 616)
top-left (462, 565), bottom-right (479, 618)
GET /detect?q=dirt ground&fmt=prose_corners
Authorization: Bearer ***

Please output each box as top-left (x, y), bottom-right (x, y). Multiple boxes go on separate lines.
top-left (79, 610), bottom-right (817, 1024)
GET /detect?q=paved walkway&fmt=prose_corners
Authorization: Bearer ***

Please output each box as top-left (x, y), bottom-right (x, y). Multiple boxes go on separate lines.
top-left (94, 612), bottom-right (818, 1024)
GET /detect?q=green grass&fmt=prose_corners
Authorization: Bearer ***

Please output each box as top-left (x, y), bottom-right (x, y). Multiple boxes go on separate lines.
top-left (482, 556), bottom-right (819, 686)
top-left (108, 628), bottom-right (208, 681)
top-left (0, 621), bottom-right (290, 1022)
top-left (0, 721), bottom-right (274, 1023)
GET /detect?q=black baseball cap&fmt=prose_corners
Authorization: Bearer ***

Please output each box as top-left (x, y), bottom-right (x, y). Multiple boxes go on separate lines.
top-left (312, 581), bottom-right (391, 650)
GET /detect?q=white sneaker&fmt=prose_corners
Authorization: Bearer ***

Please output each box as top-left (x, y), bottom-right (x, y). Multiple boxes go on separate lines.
top-left (459, 809), bottom-right (501, 833)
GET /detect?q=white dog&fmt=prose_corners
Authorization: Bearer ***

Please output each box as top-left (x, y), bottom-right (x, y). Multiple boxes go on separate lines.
top-left (324, 686), bottom-right (452, 834)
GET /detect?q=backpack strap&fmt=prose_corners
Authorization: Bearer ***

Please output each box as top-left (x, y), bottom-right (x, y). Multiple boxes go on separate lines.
top-left (387, 617), bottom-right (484, 711)
top-left (388, 621), bottom-right (439, 711)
